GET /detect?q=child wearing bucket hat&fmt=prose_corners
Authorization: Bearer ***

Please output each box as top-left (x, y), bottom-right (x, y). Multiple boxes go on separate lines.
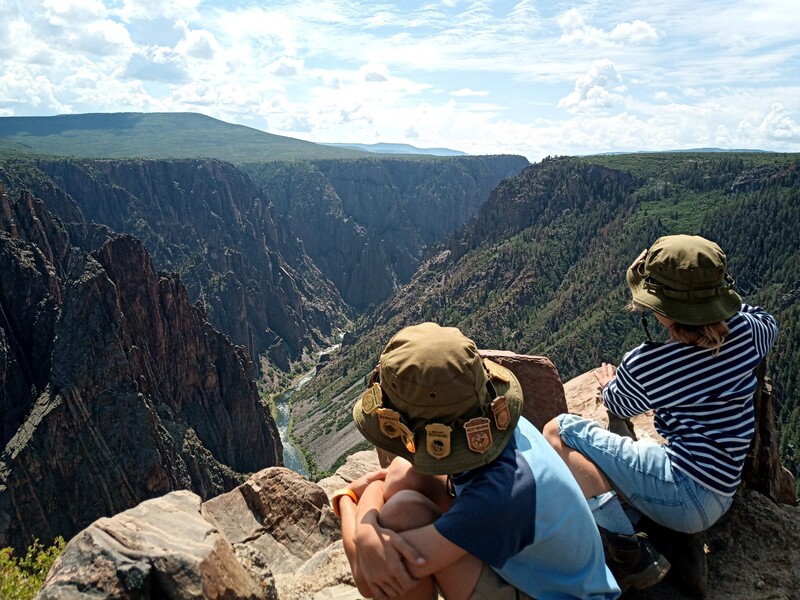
top-left (543, 234), bottom-right (778, 593)
top-left (334, 322), bottom-right (620, 600)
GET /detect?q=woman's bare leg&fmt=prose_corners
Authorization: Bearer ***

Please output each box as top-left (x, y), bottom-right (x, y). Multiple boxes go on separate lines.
top-left (542, 418), bottom-right (613, 498)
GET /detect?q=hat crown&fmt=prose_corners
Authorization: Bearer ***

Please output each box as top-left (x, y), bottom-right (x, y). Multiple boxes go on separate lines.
top-left (626, 234), bottom-right (742, 325)
top-left (380, 322), bottom-right (488, 423)
top-left (643, 235), bottom-right (727, 291)
top-left (353, 323), bottom-right (524, 475)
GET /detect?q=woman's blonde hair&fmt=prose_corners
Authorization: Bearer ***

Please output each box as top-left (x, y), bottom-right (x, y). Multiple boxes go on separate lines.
top-left (627, 300), bottom-right (729, 352)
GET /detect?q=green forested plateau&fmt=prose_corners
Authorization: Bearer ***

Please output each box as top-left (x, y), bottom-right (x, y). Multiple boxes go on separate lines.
top-left (294, 152), bottom-right (800, 490)
top-left (0, 112), bottom-right (370, 162)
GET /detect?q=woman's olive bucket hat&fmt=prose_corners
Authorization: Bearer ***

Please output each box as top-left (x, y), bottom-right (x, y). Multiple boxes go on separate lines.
top-left (627, 234), bottom-right (741, 325)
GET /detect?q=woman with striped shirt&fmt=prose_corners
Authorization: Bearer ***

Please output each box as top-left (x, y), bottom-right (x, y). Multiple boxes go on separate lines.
top-left (543, 235), bottom-right (778, 593)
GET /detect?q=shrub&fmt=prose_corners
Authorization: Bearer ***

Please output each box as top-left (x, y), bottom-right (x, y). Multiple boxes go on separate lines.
top-left (0, 537), bottom-right (66, 600)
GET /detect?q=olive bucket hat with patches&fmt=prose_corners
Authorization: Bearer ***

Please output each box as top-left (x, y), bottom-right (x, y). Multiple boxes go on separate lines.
top-left (627, 234), bottom-right (742, 326)
top-left (352, 322), bottom-right (523, 475)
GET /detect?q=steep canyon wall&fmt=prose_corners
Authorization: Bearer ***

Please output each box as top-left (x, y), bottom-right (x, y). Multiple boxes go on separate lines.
top-left (0, 179), bottom-right (281, 552)
top-left (247, 155), bottom-right (530, 310)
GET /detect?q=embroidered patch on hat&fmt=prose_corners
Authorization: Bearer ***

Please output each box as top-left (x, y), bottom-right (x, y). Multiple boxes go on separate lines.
top-left (425, 423), bottom-right (452, 459)
top-left (378, 408), bottom-right (416, 453)
top-left (361, 384), bottom-right (382, 415)
top-left (491, 395), bottom-right (511, 430)
top-left (464, 417), bottom-right (492, 453)
top-left (484, 359), bottom-right (510, 383)
top-left (378, 408), bottom-right (403, 438)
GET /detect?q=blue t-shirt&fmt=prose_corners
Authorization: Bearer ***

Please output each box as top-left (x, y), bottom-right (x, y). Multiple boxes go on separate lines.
top-left (434, 417), bottom-right (619, 599)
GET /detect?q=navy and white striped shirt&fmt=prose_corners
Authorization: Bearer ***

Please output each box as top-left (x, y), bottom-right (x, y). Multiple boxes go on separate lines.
top-left (603, 304), bottom-right (778, 496)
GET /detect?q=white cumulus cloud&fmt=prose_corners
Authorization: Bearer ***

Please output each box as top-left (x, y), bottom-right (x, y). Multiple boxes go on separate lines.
top-left (558, 59), bottom-right (627, 113)
top-left (113, 0), bottom-right (201, 22)
top-left (450, 88), bottom-right (490, 97)
top-left (124, 49), bottom-right (189, 83)
top-left (41, 0), bottom-right (109, 24)
top-left (759, 102), bottom-right (800, 141)
top-left (557, 8), bottom-right (657, 47)
top-left (609, 20), bottom-right (658, 44)
top-left (175, 28), bottom-right (220, 60)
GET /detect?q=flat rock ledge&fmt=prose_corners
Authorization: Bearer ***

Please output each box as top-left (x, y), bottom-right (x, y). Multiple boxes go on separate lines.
top-left (37, 356), bottom-right (799, 599)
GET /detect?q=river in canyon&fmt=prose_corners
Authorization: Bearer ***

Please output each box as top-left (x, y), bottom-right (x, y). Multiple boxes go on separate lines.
top-left (274, 371), bottom-right (313, 477)
top-left (274, 344), bottom-right (340, 476)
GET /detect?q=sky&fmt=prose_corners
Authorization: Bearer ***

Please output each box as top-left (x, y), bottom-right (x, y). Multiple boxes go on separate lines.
top-left (1, 0), bottom-right (799, 161)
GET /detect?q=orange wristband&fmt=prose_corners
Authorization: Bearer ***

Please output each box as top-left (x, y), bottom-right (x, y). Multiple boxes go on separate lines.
top-left (331, 488), bottom-right (359, 518)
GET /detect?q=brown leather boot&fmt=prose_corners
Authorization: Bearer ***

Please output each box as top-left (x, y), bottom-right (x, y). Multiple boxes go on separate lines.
top-left (599, 528), bottom-right (671, 593)
top-left (637, 516), bottom-right (708, 595)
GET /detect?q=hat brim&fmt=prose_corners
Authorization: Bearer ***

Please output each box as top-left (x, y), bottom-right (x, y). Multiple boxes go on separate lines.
top-left (353, 359), bottom-right (523, 475)
top-left (627, 265), bottom-right (741, 325)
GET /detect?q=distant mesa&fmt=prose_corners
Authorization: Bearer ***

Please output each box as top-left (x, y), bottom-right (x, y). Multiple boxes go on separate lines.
top-left (322, 142), bottom-right (468, 157)
top-left (591, 147), bottom-right (770, 156)
top-left (0, 112), bottom-right (469, 162)
top-left (0, 112), bottom-right (375, 162)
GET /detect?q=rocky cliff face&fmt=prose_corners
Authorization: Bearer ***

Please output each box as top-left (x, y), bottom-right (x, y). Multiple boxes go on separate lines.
top-left (0, 181), bottom-right (282, 553)
top-left (21, 158), bottom-right (350, 370)
top-left (249, 155), bottom-right (529, 310)
top-left (0, 185), bottom-right (67, 450)
top-left (313, 157), bottom-right (517, 282)
top-left (3, 154), bottom-right (528, 367)
top-left (256, 164), bottom-right (397, 313)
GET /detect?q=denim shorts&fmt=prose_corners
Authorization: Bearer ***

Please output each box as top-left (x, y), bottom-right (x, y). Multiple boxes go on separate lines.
top-left (557, 413), bottom-right (733, 533)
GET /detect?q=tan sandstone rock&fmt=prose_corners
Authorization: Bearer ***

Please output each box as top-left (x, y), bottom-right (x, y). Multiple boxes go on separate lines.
top-left (203, 467), bottom-right (340, 576)
top-left (38, 490), bottom-right (267, 599)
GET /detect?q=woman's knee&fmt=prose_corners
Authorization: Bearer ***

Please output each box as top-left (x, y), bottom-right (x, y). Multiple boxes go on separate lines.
top-left (542, 417), bottom-right (564, 451)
